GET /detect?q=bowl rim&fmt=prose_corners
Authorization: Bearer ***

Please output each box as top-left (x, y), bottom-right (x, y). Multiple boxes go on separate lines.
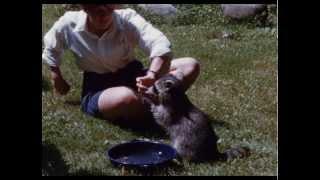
top-left (106, 139), bottom-right (178, 168)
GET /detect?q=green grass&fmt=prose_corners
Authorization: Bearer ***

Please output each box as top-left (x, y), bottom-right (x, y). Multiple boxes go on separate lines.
top-left (42, 4), bottom-right (277, 176)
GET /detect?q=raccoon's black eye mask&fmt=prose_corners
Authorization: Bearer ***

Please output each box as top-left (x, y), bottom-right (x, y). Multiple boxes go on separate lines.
top-left (153, 84), bottom-right (159, 95)
top-left (164, 81), bottom-right (173, 88)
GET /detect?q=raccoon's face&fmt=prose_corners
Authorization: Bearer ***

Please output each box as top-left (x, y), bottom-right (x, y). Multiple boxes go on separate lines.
top-left (145, 74), bottom-right (183, 104)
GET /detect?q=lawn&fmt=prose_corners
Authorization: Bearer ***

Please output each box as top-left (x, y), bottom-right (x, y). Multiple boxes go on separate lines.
top-left (42, 4), bottom-right (277, 176)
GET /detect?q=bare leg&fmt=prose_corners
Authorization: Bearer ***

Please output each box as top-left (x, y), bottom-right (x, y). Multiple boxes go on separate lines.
top-left (97, 86), bottom-right (150, 126)
top-left (169, 57), bottom-right (200, 91)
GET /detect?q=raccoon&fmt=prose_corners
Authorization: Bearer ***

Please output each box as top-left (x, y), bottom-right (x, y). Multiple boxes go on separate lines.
top-left (143, 73), bottom-right (250, 162)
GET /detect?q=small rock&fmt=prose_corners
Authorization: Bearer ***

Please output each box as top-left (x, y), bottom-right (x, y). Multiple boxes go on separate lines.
top-left (221, 31), bottom-right (235, 39)
top-left (138, 4), bottom-right (178, 18)
top-left (221, 4), bottom-right (267, 19)
top-left (103, 140), bottom-right (109, 145)
top-left (62, 4), bottom-right (80, 11)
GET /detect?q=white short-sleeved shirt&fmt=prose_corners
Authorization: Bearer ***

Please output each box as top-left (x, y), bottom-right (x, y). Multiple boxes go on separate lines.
top-left (42, 8), bottom-right (173, 74)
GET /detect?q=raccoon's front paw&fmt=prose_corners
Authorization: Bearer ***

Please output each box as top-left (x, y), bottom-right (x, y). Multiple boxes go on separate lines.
top-left (225, 146), bottom-right (250, 160)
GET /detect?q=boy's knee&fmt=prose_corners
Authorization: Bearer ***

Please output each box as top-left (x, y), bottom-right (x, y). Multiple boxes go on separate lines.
top-left (115, 87), bottom-right (139, 107)
top-left (184, 57), bottom-right (200, 76)
top-left (188, 57), bottom-right (200, 70)
top-left (98, 87), bottom-right (138, 110)
top-left (98, 87), bottom-right (142, 121)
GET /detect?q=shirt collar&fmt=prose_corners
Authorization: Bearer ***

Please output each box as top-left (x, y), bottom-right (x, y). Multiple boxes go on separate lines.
top-left (103, 13), bottom-right (120, 38)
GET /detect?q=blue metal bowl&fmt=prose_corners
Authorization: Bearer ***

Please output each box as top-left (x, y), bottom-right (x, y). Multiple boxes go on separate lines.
top-left (107, 139), bottom-right (178, 168)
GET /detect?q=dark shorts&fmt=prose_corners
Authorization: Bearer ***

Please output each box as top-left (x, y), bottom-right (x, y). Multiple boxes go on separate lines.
top-left (80, 60), bottom-right (147, 118)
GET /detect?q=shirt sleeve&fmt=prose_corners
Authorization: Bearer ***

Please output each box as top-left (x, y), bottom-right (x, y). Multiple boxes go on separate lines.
top-left (42, 15), bottom-right (68, 67)
top-left (124, 9), bottom-right (173, 60)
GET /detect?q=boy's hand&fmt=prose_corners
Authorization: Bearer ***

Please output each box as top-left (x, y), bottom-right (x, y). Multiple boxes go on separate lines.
top-left (49, 66), bottom-right (70, 96)
top-left (136, 71), bottom-right (157, 93)
top-left (52, 76), bottom-right (70, 95)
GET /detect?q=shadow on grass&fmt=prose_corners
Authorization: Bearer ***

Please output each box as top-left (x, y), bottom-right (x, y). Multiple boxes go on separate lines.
top-left (42, 142), bottom-right (108, 176)
top-left (64, 100), bottom-right (81, 106)
top-left (42, 78), bottom-right (51, 92)
top-left (42, 142), bottom-right (69, 176)
top-left (97, 110), bottom-right (168, 139)
top-left (115, 118), bottom-right (168, 139)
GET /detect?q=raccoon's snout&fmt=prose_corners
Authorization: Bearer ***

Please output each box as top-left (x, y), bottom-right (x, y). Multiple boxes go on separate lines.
top-left (144, 85), bottom-right (159, 103)
top-left (146, 84), bottom-right (159, 95)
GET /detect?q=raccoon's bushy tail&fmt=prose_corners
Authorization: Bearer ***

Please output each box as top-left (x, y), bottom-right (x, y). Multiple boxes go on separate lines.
top-left (218, 146), bottom-right (251, 161)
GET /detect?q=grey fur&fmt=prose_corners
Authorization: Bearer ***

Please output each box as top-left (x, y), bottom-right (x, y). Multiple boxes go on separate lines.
top-left (144, 74), bottom-right (250, 162)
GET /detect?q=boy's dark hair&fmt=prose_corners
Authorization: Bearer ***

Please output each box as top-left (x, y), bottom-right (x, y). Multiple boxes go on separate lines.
top-left (79, 4), bottom-right (121, 10)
